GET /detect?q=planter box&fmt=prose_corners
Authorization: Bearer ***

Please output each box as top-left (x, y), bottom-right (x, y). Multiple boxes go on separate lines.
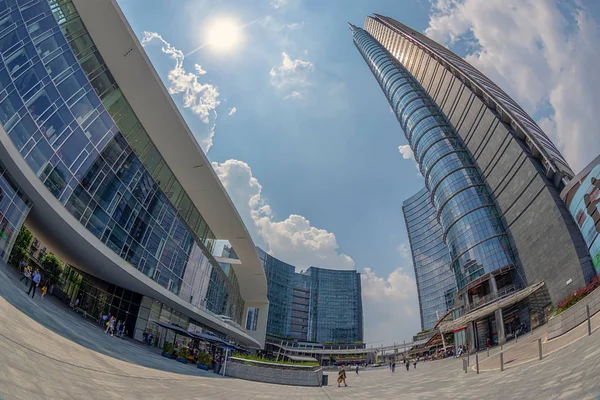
top-left (176, 357), bottom-right (188, 364)
top-left (161, 352), bottom-right (175, 359)
top-left (548, 284), bottom-right (600, 340)
top-left (197, 364), bottom-right (209, 371)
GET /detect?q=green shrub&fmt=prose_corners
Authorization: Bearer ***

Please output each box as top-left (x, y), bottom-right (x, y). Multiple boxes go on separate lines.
top-left (197, 352), bottom-right (213, 366)
top-left (162, 342), bottom-right (173, 354)
top-left (41, 253), bottom-right (63, 285)
top-left (8, 227), bottom-right (32, 267)
top-left (177, 346), bottom-right (189, 359)
top-left (232, 353), bottom-right (318, 367)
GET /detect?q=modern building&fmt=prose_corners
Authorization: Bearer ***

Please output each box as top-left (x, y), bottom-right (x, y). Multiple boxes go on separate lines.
top-left (403, 188), bottom-right (456, 331)
top-left (257, 247), bottom-right (364, 344)
top-left (0, 0), bottom-right (268, 348)
top-left (561, 155), bottom-right (600, 274)
top-left (351, 15), bottom-right (596, 349)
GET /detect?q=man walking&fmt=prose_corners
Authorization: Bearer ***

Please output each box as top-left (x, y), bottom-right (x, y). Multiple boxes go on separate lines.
top-left (26, 269), bottom-right (41, 298)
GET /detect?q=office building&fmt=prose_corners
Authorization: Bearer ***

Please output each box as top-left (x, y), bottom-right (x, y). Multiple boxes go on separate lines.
top-left (258, 247), bottom-right (364, 344)
top-left (403, 188), bottom-right (456, 331)
top-left (0, 0), bottom-right (268, 348)
top-left (351, 15), bottom-right (595, 348)
top-left (561, 155), bottom-right (600, 273)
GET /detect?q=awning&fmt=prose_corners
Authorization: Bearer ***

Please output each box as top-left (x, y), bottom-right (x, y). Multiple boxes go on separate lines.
top-left (193, 331), bottom-right (240, 350)
top-left (438, 282), bottom-right (545, 333)
top-left (286, 355), bottom-right (318, 363)
top-left (156, 322), bottom-right (195, 338)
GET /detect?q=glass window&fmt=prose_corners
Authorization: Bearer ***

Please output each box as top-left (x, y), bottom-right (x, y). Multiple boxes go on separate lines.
top-left (141, 144), bottom-right (160, 175)
top-left (25, 139), bottom-right (52, 176)
top-left (35, 32), bottom-right (65, 60)
top-left (90, 70), bottom-right (115, 99)
top-left (8, 114), bottom-right (36, 151)
top-left (56, 69), bottom-right (87, 101)
top-left (0, 90), bottom-right (23, 125)
top-left (27, 88), bottom-right (54, 120)
top-left (27, 16), bottom-right (57, 40)
top-left (71, 90), bottom-right (98, 124)
top-left (44, 161), bottom-right (70, 197)
top-left (45, 51), bottom-right (76, 79)
top-left (58, 128), bottom-right (87, 166)
top-left (69, 32), bottom-right (94, 57)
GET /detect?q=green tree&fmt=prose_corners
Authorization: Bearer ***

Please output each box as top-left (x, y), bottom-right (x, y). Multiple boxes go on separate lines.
top-left (41, 253), bottom-right (63, 285)
top-left (8, 227), bottom-right (32, 267)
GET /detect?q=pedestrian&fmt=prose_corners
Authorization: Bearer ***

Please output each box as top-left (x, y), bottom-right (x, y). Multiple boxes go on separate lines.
top-left (337, 365), bottom-right (347, 387)
top-left (392, 360), bottom-right (396, 373)
top-left (105, 317), bottom-right (115, 336)
top-left (40, 279), bottom-right (48, 298)
top-left (19, 266), bottom-right (31, 286)
top-left (26, 269), bottom-right (41, 298)
top-left (355, 363), bottom-right (359, 375)
top-left (486, 337), bottom-right (491, 350)
top-left (413, 359), bottom-right (417, 369)
top-left (389, 360), bottom-right (392, 370)
top-left (405, 359), bottom-right (410, 371)
top-left (74, 297), bottom-right (80, 312)
top-left (116, 320), bottom-right (122, 337)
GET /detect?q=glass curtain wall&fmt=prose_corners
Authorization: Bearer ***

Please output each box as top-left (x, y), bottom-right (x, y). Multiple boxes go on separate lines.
top-left (403, 187), bottom-right (456, 331)
top-left (0, 0), bottom-right (243, 323)
top-left (0, 163), bottom-right (30, 260)
top-left (351, 25), bottom-right (516, 292)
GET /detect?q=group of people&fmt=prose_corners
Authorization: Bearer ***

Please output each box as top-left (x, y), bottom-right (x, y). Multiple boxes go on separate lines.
top-left (18, 264), bottom-right (48, 299)
top-left (388, 358), bottom-right (418, 372)
top-left (99, 313), bottom-right (126, 338)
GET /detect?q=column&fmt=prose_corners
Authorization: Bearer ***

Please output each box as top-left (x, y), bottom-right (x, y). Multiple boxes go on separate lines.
top-left (489, 275), bottom-right (498, 296)
top-left (495, 308), bottom-right (505, 345)
top-left (466, 321), bottom-right (475, 350)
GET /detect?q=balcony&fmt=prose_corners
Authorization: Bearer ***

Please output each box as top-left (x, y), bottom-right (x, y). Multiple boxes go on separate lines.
top-left (465, 284), bottom-right (518, 313)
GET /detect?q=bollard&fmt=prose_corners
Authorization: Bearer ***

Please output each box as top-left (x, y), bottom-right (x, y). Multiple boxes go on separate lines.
top-left (476, 353), bottom-right (479, 375)
top-left (463, 358), bottom-right (467, 373)
top-left (500, 342), bottom-right (503, 351)
top-left (487, 347), bottom-right (489, 358)
top-left (467, 351), bottom-right (470, 367)
top-left (538, 338), bottom-right (542, 360)
top-left (587, 305), bottom-right (592, 336)
top-left (500, 352), bottom-right (504, 372)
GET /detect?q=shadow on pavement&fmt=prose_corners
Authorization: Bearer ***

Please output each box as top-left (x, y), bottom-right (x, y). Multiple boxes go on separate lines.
top-left (0, 261), bottom-right (223, 378)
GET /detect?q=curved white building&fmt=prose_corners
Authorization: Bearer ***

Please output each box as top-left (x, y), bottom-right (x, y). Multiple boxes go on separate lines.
top-left (0, 0), bottom-right (268, 348)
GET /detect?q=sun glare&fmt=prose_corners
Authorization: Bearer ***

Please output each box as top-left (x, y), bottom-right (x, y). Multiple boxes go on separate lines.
top-left (206, 18), bottom-right (241, 52)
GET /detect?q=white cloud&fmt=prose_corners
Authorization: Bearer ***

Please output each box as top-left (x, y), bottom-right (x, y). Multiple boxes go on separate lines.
top-left (228, 107), bottom-right (237, 116)
top-left (426, 0), bottom-right (600, 172)
top-left (283, 91), bottom-right (302, 100)
top-left (141, 31), bottom-right (219, 152)
top-left (398, 144), bottom-right (414, 160)
top-left (286, 22), bottom-right (304, 32)
top-left (397, 242), bottom-right (411, 259)
top-left (212, 160), bottom-right (355, 271)
top-left (361, 267), bottom-right (420, 344)
top-left (270, 0), bottom-right (286, 9)
top-left (269, 52), bottom-right (314, 88)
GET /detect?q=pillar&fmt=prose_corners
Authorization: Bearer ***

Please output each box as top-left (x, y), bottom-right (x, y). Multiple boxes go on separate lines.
top-left (495, 308), bottom-right (505, 345)
top-left (489, 274), bottom-right (498, 296)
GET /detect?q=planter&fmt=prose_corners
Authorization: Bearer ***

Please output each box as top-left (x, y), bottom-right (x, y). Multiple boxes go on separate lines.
top-left (176, 357), bottom-right (188, 364)
top-left (197, 364), bottom-right (209, 371)
top-left (161, 352), bottom-right (176, 359)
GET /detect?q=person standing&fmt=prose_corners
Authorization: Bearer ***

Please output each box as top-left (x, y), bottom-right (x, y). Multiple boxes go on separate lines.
top-left (413, 359), bottom-right (417, 369)
top-left (19, 266), bottom-right (31, 286)
top-left (337, 365), bottom-right (347, 387)
top-left (26, 269), bottom-right (41, 298)
top-left (405, 359), bottom-right (410, 371)
top-left (40, 279), bottom-right (49, 298)
top-left (392, 360), bottom-right (396, 373)
top-left (355, 364), bottom-right (359, 375)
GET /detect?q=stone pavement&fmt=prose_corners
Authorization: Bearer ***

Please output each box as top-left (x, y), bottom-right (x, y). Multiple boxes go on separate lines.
top-left (0, 263), bottom-right (599, 399)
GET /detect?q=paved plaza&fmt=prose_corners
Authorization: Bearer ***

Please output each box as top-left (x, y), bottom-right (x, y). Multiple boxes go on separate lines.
top-left (0, 265), bottom-right (599, 400)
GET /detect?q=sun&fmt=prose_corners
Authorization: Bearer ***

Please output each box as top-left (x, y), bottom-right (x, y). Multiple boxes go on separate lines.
top-left (206, 18), bottom-right (242, 52)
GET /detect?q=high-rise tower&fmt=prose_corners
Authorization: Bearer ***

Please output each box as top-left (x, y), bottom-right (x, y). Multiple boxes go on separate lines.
top-left (351, 16), bottom-right (595, 348)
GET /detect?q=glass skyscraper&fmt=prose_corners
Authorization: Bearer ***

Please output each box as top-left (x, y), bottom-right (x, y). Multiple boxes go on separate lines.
top-left (0, 0), bottom-right (268, 348)
top-left (403, 188), bottom-right (456, 331)
top-left (258, 247), bottom-right (364, 344)
top-left (352, 15), bottom-right (595, 348)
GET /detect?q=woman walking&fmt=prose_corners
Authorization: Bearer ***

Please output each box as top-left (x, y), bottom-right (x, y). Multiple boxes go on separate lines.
top-left (337, 365), bottom-right (347, 387)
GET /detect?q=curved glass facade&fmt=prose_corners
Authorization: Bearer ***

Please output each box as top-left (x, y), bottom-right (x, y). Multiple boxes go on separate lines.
top-left (0, 0), bottom-right (242, 323)
top-left (352, 25), bottom-right (516, 291)
top-left (258, 247), bottom-right (363, 343)
top-left (403, 188), bottom-right (455, 331)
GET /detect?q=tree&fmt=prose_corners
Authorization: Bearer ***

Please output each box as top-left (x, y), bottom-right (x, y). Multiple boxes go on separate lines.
top-left (8, 226), bottom-right (32, 267)
top-left (41, 253), bottom-right (63, 285)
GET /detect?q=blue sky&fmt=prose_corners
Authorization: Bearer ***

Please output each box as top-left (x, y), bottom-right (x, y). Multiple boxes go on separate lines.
top-left (117, 0), bottom-right (600, 346)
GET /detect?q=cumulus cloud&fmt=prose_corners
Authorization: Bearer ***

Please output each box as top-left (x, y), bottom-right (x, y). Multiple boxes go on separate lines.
top-left (398, 145), bottom-right (414, 160)
top-left (283, 91), bottom-right (302, 100)
top-left (212, 160), bottom-right (355, 271)
top-left (426, 0), bottom-right (600, 172)
top-left (228, 107), bottom-right (237, 116)
top-left (286, 22), bottom-right (304, 32)
top-left (269, 52), bottom-right (314, 88)
top-left (270, 0), bottom-right (286, 9)
top-left (361, 267), bottom-right (420, 344)
top-left (141, 31), bottom-right (219, 152)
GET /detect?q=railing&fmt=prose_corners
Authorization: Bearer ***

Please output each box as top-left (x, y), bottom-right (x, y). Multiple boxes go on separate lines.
top-left (465, 284), bottom-right (518, 313)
